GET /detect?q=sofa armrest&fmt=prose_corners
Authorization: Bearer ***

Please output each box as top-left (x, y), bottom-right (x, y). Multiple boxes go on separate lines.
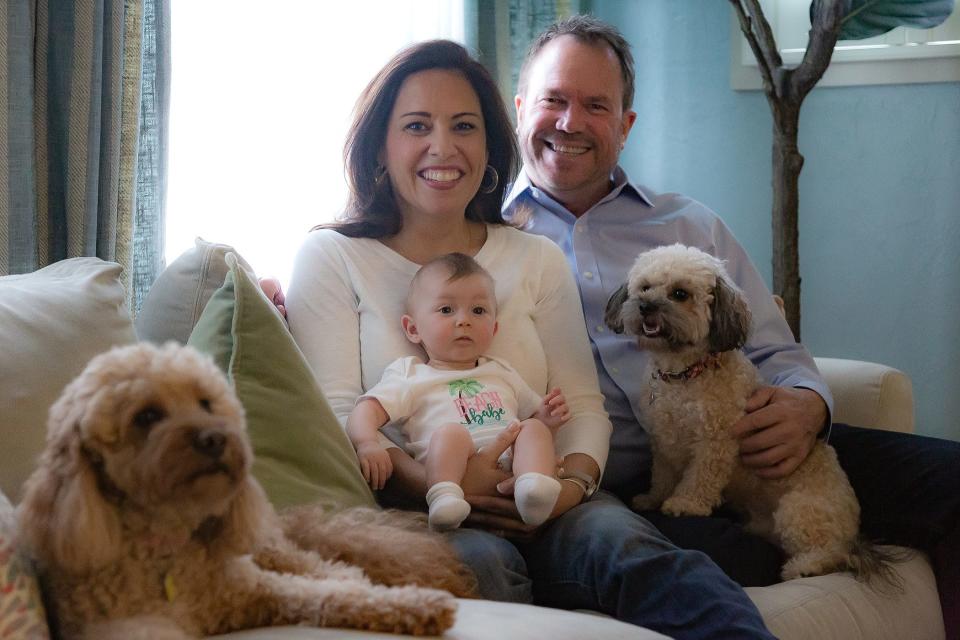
top-left (813, 357), bottom-right (915, 434)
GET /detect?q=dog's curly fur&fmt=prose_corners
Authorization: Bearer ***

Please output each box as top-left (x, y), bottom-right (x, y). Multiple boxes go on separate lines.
top-left (605, 244), bottom-right (890, 581)
top-left (17, 342), bottom-right (469, 638)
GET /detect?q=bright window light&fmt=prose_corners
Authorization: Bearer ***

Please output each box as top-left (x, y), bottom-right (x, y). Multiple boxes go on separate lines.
top-left (167, 1), bottom-right (465, 286)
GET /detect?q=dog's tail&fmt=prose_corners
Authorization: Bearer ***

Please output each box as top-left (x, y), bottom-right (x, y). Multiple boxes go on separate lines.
top-left (847, 537), bottom-right (913, 593)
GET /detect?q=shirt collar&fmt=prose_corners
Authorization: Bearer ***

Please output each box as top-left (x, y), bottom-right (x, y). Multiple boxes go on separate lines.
top-left (504, 165), bottom-right (655, 216)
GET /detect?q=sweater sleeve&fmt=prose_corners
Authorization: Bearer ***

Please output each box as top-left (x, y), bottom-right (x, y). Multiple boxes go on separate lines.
top-left (286, 231), bottom-right (363, 428)
top-left (532, 238), bottom-right (612, 471)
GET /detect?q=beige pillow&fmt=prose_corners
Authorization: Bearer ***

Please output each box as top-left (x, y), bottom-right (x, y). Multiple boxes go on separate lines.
top-left (0, 259), bottom-right (136, 500)
top-left (136, 238), bottom-right (252, 344)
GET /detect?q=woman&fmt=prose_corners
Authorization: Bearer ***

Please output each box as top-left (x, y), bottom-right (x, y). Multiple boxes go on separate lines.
top-left (276, 41), bottom-right (778, 640)
top-left (283, 40), bottom-right (610, 601)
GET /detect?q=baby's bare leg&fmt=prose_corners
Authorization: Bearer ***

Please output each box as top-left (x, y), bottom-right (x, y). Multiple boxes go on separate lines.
top-left (512, 418), bottom-right (555, 476)
top-left (424, 423), bottom-right (474, 530)
top-left (512, 419), bottom-right (562, 526)
top-left (426, 423), bottom-right (474, 486)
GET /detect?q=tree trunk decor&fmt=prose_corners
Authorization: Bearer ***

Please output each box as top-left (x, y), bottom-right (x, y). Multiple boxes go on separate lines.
top-left (728, 0), bottom-right (955, 340)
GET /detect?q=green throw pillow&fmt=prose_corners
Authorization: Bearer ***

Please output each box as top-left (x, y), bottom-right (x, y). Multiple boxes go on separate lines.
top-left (188, 254), bottom-right (375, 511)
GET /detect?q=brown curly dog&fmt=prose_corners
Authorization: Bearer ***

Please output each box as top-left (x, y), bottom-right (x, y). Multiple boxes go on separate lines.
top-left (18, 342), bottom-right (474, 639)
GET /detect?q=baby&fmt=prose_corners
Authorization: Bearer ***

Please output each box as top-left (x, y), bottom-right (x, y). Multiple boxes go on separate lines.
top-left (347, 253), bottom-right (568, 530)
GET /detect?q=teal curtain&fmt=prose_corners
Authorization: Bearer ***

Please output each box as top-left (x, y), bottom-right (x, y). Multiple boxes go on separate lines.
top-left (0, 0), bottom-right (169, 315)
top-left (464, 0), bottom-right (592, 118)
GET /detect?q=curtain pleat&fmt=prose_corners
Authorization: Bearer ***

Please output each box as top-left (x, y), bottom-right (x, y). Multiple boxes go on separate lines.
top-left (0, 0), bottom-right (168, 316)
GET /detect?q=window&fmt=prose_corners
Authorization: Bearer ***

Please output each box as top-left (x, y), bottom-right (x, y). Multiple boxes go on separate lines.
top-left (730, 0), bottom-right (960, 90)
top-left (167, 1), bottom-right (465, 285)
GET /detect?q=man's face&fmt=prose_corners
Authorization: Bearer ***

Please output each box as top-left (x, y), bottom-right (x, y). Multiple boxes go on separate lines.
top-left (516, 35), bottom-right (636, 216)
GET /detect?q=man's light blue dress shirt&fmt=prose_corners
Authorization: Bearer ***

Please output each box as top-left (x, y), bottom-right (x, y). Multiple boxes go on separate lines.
top-left (503, 166), bottom-right (832, 492)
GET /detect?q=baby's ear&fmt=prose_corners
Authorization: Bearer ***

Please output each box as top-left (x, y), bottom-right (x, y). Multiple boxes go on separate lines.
top-left (401, 314), bottom-right (422, 344)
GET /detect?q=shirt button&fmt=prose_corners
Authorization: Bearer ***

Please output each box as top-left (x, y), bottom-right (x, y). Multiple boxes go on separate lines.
top-left (612, 367), bottom-right (620, 374)
top-left (596, 326), bottom-right (605, 333)
top-left (584, 271), bottom-right (593, 279)
top-left (577, 226), bottom-right (585, 233)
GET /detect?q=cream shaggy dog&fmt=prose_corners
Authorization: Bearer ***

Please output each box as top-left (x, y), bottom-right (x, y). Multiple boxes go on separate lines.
top-left (604, 244), bottom-right (885, 581)
top-left (17, 342), bottom-right (471, 639)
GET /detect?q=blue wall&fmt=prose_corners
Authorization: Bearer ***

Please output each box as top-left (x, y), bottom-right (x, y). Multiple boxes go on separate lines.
top-left (594, 0), bottom-right (960, 440)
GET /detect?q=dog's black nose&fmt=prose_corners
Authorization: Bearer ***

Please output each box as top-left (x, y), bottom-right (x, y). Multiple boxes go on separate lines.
top-left (638, 299), bottom-right (660, 314)
top-left (192, 429), bottom-right (226, 459)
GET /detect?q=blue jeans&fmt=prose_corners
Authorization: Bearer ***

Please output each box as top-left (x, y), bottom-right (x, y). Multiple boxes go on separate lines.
top-left (447, 491), bottom-right (775, 640)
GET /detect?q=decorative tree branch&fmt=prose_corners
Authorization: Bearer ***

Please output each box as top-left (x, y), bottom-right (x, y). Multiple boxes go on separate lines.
top-left (728, 0), bottom-right (845, 340)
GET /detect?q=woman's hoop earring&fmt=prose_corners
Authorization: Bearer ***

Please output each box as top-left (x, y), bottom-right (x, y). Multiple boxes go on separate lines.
top-left (479, 165), bottom-right (499, 195)
top-left (374, 165), bottom-right (388, 188)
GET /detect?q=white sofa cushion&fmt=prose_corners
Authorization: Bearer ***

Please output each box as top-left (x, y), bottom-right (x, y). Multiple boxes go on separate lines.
top-left (210, 599), bottom-right (665, 639)
top-left (747, 550), bottom-right (944, 639)
top-left (814, 357), bottom-right (915, 433)
top-left (0, 258), bottom-right (136, 499)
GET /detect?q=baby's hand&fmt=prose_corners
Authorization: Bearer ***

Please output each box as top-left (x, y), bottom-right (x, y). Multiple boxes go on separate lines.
top-left (537, 388), bottom-right (571, 432)
top-left (356, 441), bottom-right (393, 490)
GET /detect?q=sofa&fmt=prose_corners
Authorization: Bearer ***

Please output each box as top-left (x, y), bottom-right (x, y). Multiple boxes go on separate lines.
top-left (0, 241), bottom-right (945, 640)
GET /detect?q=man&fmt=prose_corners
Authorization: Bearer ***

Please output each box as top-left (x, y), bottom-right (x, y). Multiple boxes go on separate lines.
top-left (499, 14), bottom-right (958, 637)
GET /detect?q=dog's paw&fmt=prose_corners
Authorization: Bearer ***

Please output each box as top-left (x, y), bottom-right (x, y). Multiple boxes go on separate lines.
top-left (631, 493), bottom-right (662, 511)
top-left (662, 494), bottom-right (713, 517)
top-left (374, 587), bottom-right (457, 636)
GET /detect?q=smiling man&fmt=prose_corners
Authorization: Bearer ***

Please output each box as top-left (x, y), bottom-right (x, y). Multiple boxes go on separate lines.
top-left (502, 14), bottom-right (960, 640)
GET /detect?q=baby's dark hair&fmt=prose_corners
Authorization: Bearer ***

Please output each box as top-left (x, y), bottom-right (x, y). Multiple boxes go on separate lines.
top-left (407, 253), bottom-right (495, 310)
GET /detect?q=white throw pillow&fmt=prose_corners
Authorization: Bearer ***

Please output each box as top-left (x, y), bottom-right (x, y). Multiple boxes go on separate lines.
top-left (135, 237), bottom-right (253, 345)
top-left (0, 258), bottom-right (136, 499)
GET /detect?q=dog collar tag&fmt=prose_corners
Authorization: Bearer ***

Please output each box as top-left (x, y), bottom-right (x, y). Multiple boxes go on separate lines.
top-left (164, 572), bottom-right (178, 602)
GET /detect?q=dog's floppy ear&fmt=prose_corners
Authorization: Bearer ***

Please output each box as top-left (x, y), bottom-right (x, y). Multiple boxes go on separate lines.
top-left (604, 284), bottom-right (629, 334)
top-left (18, 386), bottom-right (122, 573)
top-left (709, 273), bottom-right (752, 353)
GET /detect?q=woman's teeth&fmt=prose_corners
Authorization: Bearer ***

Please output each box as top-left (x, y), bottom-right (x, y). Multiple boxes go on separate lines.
top-left (421, 169), bottom-right (461, 182)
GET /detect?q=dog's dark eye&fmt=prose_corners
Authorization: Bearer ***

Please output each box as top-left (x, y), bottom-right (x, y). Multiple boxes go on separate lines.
top-left (199, 398), bottom-right (212, 413)
top-left (670, 289), bottom-right (690, 301)
top-left (133, 406), bottom-right (165, 430)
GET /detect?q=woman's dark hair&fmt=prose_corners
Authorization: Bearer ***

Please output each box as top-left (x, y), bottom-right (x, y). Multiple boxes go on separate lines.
top-left (321, 40), bottom-right (518, 238)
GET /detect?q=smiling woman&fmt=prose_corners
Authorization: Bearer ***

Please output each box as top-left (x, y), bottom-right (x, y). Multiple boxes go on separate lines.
top-left (165, 1), bottom-right (465, 286)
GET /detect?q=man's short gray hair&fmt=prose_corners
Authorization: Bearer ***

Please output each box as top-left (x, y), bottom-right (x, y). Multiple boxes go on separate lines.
top-left (518, 15), bottom-right (635, 112)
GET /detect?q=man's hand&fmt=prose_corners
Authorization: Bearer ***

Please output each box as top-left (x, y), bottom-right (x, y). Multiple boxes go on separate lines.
top-left (356, 441), bottom-right (393, 490)
top-left (535, 388), bottom-right (571, 432)
top-left (259, 277), bottom-right (287, 318)
top-left (732, 386), bottom-right (828, 479)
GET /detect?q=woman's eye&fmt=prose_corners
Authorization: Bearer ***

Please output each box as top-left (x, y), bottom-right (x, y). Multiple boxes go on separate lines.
top-left (671, 289), bottom-right (689, 301)
top-left (133, 405), bottom-right (165, 430)
top-left (405, 122), bottom-right (428, 133)
top-left (454, 121), bottom-right (476, 132)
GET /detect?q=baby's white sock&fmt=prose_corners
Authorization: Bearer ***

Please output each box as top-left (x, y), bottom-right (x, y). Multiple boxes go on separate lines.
top-left (425, 481), bottom-right (471, 531)
top-left (514, 472), bottom-right (562, 526)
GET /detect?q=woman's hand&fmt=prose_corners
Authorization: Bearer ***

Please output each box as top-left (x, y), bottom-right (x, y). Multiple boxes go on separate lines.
top-left (459, 422), bottom-right (520, 496)
top-left (259, 277), bottom-right (287, 318)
